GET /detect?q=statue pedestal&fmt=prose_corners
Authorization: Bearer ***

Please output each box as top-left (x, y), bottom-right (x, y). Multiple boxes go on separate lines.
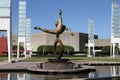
top-left (28, 59), bottom-right (96, 73)
top-left (43, 59), bottom-right (74, 69)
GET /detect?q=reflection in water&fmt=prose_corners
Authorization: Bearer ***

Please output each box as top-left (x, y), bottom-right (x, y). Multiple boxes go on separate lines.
top-left (111, 66), bottom-right (120, 77)
top-left (17, 73), bottom-right (25, 80)
top-left (88, 66), bottom-right (120, 79)
top-left (8, 73), bottom-right (11, 80)
top-left (0, 73), bottom-right (7, 80)
top-left (0, 66), bottom-right (120, 80)
top-left (0, 72), bottom-right (90, 80)
top-left (88, 72), bottom-right (98, 78)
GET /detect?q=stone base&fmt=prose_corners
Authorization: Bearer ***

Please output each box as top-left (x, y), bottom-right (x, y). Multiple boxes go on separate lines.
top-left (28, 62), bottom-right (96, 73)
top-left (40, 59), bottom-right (73, 69)
top-left (43, 61), bottom-right (74, 69)
top-left (28, 59), bottom-right (96, 73)
top-left (48, 59), bottom-right (69, 62)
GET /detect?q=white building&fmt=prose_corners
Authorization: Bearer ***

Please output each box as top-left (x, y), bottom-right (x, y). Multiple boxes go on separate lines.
top-left (0, 0), bottom-right (12, 62)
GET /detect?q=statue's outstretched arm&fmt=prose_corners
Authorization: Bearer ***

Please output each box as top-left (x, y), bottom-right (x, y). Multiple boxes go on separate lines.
top-left (58, 10), bottom-right (62, 23)
top-left (57, 9), bottom-right (62, 27)
top-left (65, 27), bottom-right (74, 36)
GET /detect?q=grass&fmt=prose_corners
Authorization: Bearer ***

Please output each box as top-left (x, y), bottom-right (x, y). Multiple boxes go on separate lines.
top-left (0, 57), bottom-right (8, 61)
top-left (22, 56), bottom-right (120, 62)
top-left (1, 56), bottom-right (120, 62)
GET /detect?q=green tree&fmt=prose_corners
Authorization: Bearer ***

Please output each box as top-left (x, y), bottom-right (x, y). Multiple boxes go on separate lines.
top-left (37, 45), bottom-right (44, 55)
top-left (12, 45), bottom-right (24, 50)
top-left (12, 45), bottom-right (24, 56)
top-left (101, 46), bottom-right (110, 56)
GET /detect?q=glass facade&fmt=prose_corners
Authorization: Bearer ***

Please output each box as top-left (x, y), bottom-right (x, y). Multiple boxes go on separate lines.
top-left (26, 18), bottom-right (31, 43)
top-left (111, 1), bottom-right (120, 38)
top-left (88, 18), bottom-right (94, 43)
top-left (0, 0), bottom-right (10, 17)
top-left (18, 0), bottom-right (26, 37)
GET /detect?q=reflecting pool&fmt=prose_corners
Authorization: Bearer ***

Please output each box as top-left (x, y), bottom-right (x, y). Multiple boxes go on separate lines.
top-left (0, 66), bottom-right (120, 80)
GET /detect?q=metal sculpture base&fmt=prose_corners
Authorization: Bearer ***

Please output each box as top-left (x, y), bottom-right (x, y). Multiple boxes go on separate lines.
top-left (53, 38), bottom-right (63, 59)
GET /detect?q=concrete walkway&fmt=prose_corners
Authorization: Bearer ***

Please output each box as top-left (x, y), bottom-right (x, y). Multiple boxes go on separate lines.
top-left (0, 57), bottom-right (26, 67)
top-left (0, 57), bottom-right (41, 71)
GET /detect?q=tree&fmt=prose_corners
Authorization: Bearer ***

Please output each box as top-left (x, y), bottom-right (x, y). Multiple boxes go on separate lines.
top-left (101, 46), bottom-right (110, 56)
top-left (12, 45), bottom-right (24, 50)
top-left (12, 45), bottom-right (24, 56)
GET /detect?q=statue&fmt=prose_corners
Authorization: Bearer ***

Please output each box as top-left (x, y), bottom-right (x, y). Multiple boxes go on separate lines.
top-left (34, 9), bottom-right (74, 38)
top-left (34, 9), bottom-right (74, 59)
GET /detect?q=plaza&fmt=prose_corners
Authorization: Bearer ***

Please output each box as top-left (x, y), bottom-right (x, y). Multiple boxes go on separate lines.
top-left (0, 0), bottom-right (120, 79)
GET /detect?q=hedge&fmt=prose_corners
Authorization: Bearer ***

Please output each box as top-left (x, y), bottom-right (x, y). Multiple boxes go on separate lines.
top-left (37, 45), bottom-right (74, 56)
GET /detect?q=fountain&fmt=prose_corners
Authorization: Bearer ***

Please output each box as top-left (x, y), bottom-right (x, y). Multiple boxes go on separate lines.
top-left (28, 9), bottom-right (95, 73)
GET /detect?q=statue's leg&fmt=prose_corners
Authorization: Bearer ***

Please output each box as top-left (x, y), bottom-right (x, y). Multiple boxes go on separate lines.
top-left (34, 26), bottom-right (59, 34)
top-left (34, 26), bottom-right (46, 31)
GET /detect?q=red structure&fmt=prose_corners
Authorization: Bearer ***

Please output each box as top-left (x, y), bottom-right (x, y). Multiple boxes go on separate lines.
top-left (0, 37), bottom-right (7, 55)
top-left (0, 36), bottom-right (30, 56)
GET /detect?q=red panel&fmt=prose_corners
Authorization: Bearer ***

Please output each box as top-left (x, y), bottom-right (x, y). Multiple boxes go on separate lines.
top-left (0, 37), bottom-right (7, 55)
top-left (0, 37), bottom-right (30, 55)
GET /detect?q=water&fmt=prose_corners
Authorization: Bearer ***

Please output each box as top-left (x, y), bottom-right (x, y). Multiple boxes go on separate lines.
top-left (0, 66), bottom-right (120, 80)
top-left (0, 72), bottom-right (89, 80)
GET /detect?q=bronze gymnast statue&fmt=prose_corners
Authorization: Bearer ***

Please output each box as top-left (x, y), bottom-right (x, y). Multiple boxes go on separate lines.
top-left (34, 9), bottom-right (74, 38)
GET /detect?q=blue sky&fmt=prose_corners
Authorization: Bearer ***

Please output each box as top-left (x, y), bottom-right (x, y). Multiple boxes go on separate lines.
top-left (12, 0), bottom-right (115, 39)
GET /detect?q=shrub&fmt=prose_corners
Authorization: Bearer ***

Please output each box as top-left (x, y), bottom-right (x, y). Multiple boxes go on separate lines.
top-left (63, 45), bottom-right (74, 55)
top-left (101, 46), bottom-right (110, 56)
top-left (12, 45), bottom-right (24, 56)
top-left (12, 45), bottom-right (24, 50)
top-left (37, 45), bottom-right (74, 56)
top-left (37, 45), bottom-right (53, 55)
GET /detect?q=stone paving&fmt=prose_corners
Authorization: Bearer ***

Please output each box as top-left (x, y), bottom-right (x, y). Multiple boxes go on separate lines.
top-left (0, 57), bottom-right (40, 71)
top-left (0, 58), bottom-right (120, 72)
top-left (0, 57), bottom-right (37, 70)
top-left (0, 58), bottom-right (95, 73)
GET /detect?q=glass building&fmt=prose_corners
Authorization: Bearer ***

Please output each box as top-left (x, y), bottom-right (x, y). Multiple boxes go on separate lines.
top-left (26, 18), bottom-right (31, 51)
top-left (110, 0), bottom-right (120, 58)
top-left (88, 18), bottom-right (94, 43)
top-left (88, 18), bottom-right (95, 57)
top-left (26, 18), bottom-right (31, 43)
top-left (17, 0), bottom-right (31, 58)
top-left (111, 0), bottom-right (120, 38)
top-left (18, 0), bottom-right (26, 37)
top-left (17, 0), bottom-right (27, 58)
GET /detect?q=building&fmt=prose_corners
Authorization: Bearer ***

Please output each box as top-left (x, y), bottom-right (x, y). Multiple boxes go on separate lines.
top-left (12, 32), bottom-right (98, 53)
top-left (110, 0), bottom-right (120, 58)
top-left (86, 39), bottom-right (110, 53)
top-left (0, 33), bottom-right (111, 55)
top-left (17, 0), bottom-right (31, 58)
top-left (17, 0), bottom-right (27, 58)
top-left (0, 0), bottom-right (12, 62)
top-left (88, 17), bottom-right (95, 56)
top-left (1, 32), bottom-right (111, 55)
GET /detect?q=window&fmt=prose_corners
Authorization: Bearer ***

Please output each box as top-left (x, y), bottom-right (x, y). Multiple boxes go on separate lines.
top-left (0, 0), bottom-right (10, 7)
top-left (0, 0), bottom-right (10, 17)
